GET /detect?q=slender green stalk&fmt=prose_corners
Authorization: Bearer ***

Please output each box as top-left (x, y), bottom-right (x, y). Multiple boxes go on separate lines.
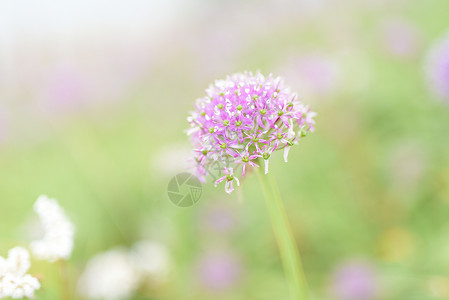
top-left (58, 260), bottom-right (71, 300)
top-left (256, 168), bottom-right (309, 300)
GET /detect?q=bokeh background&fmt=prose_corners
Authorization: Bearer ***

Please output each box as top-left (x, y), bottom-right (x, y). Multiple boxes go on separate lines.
top-left (1, 0), bottom-right (449, 299)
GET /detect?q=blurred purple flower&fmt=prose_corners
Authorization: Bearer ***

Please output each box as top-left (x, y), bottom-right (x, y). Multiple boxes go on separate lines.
top-left (331, 260), bottom-right (379, 300)
top-left (280, 54), bottom-right (340, 98)
top-left (40, 65), bottom-right (90, 112)
top-left (380, 18), bottom-right (421, 59)
top-left (197, 251), bottom-right (242, 291)
top-left (425, 30), bottom-right (449, 102)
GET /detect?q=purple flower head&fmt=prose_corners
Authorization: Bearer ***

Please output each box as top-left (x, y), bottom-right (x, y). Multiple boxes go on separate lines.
top-left (38, 65), bottom-right (90, 115)
top-left (330, 260), bottom-right (379, 300)
top-left (187, 71), bottom-right (316, 193)
top-left (425, 30), bottom-right (449, 102)
top-left (279, 54), bottom-right (340, 99)
top-left (380, 18), bottom-right (421, 59)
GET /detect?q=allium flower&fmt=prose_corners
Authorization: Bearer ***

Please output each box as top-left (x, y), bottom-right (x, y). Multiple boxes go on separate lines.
top-left (214, 167), bottom-right (240, 194)
top-left (197, 251), bottom-right (242, 291)
top-left (425, 30), bottom-right (449, 102)
top-left (280, 54), bottom-right (340, 98)
top-left (380, 18), bottom-right (421, 59)
top-left (330, 260), bottom-right (379, 300)
top-left (0, 247), bottom-right (41, 299)
top-left (77, 249), bottom-right (139, 300)
top-left (30, 195), bottom-right (75, 262)
top-left (40, 65), bottom-right (89, 113)
top-left (187, 72), bottom-right (316, 193)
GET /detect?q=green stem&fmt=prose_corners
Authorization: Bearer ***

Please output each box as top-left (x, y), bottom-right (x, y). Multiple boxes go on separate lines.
top-left (58, 260), bottom-right (71, 300)
top-left (256, 167), bottom-right (309, 300)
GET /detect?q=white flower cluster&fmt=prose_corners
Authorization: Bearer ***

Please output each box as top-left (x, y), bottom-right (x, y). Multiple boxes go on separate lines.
top-left (130, 241), bottom-right (172, 284)
top-left (0, 247), bottom-right (40, 299)
top-left (77, 241), bottom-right (172, 300)
top-left (0, 195), bottom-right (75, 299)
top-left (77, 249), bottom-right (139, 300)
top-left (30, 195), bottom-right (75, 262)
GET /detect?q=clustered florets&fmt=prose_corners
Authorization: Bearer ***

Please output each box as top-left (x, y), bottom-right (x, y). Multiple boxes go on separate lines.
top-left (77, 241), bottom-right (172, 300)
top-left (187, 72), bottom-right (316, 193)
top-left (30, 195), bottom-right (75, 262)
top-left (0, 247), bottom-right (40, 299)
top-left (0, 195), bottom-right (75, 299)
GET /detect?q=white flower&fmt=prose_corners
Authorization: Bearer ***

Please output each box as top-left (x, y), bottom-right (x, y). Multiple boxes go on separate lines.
top-left (130, 240), bottom-right (172, 284)
top-left (30, 195), bottom-right (75, 262)
top-left (77, 249), bottom-right (139, 300)
top-left (77, 241), bottom-right (173, 299)
top-left (3, 247), bottom-right (30, 277)
top-left (0, 247), bottom-right (40, 299)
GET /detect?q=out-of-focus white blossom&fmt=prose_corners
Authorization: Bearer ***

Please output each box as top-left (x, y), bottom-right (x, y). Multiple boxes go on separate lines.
top-left (130, 240), bottom-right (172, 284)
top-left (77, 249), bottom-right (140, 300)
top-left (3, 247), bottom-right (30, 277)
top-left (77, 240), bottom-right (172, 300)
top-left (0, 247), bottom-right (40, 299)
top-left (30, 195), bottom-right (75, 262)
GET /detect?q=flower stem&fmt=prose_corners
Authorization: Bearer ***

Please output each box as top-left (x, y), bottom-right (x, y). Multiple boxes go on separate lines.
top-left (58, 260), bottom-right (71, 300)
top-left (256, 168), bottom-right (309, 300)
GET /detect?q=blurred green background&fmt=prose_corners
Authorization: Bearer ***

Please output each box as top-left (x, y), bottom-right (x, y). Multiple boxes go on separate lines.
top-left (1, 0), bottom-right (449, 299)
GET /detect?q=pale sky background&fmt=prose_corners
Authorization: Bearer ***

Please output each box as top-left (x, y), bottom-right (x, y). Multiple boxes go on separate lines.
top-left (0, 0), bottom-right (330, 46)
top-left (0, 0), bottom-right (189, 41)
top-left (0, 0), bottom-right (201, 70)
top-left (0, 0), bottom-right (337, 89)
top-left (0, 0), bottom-right (201, 92)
